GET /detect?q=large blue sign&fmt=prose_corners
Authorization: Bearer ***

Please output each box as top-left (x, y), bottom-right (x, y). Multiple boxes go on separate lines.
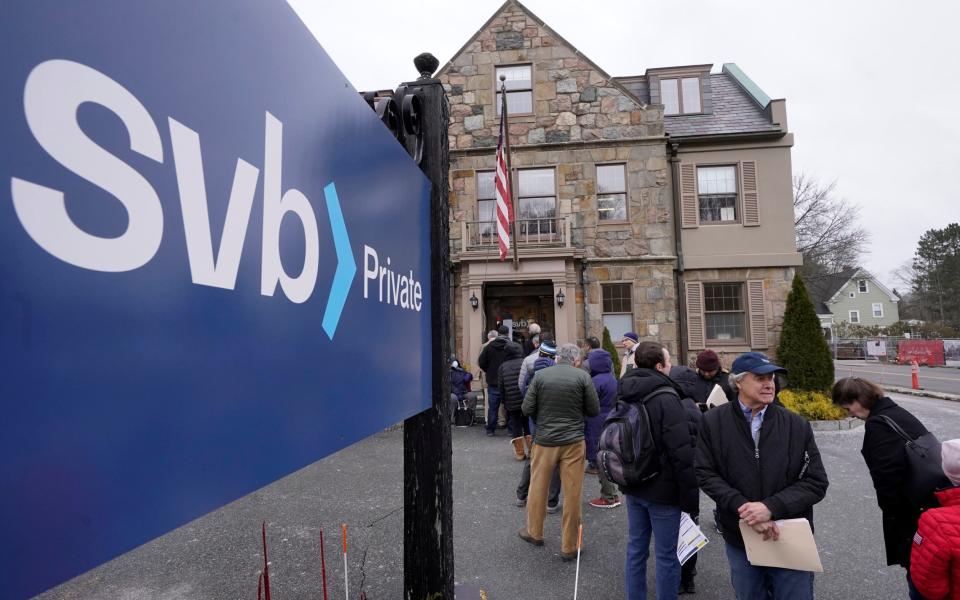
top-left (0, 2), bottom-right (432, 597)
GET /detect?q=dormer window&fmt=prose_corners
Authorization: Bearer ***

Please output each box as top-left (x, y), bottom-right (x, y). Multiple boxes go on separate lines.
top-left (495, 64), bottom-right (532, 115)
top-left (661, 77), bottom-right (702, 115)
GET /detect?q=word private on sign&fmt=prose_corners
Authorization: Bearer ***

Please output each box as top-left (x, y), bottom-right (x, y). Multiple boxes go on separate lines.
top-left (363, 245), bottom-right (423, 312)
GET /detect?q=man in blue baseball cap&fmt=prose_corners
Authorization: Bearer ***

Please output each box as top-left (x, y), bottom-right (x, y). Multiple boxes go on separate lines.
top-left (695, 352), bottom-right (829, 599)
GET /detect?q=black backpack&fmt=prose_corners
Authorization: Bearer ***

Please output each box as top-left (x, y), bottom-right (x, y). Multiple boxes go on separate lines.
top-left (597, 387), bottom-right (678, 487)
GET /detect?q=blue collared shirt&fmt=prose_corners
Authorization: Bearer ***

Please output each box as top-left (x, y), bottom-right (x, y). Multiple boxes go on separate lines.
top-left (738, 399), bottom-right (767, 446)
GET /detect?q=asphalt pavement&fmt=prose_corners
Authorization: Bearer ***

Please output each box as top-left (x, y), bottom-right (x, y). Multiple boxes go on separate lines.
top-left (41, 392), bottom-right (960, 600)
top-left (834, 359), bottom-right (960, 396)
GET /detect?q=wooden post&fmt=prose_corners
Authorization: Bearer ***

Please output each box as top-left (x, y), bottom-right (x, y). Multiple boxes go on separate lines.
top-left (399, 53), bottom-right (454, 600)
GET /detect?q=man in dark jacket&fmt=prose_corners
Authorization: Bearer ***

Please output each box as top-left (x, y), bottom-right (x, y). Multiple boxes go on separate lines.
top-left (696, 352), bottom-right (828, 600)
top-left (498, 342), bottom-right (528, 460)
top-left (619, 342), bottom-right (697, 600)
top-left (586, 348), bottom-right (620, 509)
top-left (519, 343), bottom-right (599, 561)
top-left (670, 365), bottom-right (705, 594)
top-left (478, 325), bottom-right (511, 436)
top-left (691, 349), bottom-right (736, 408)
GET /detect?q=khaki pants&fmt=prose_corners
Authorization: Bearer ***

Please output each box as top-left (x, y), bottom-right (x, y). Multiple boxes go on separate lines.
top-left (526, 440), bottom-right (586, 554)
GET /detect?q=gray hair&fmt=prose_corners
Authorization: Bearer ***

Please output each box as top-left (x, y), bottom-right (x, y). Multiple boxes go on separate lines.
top-left (487, 330), bottom-right (498, 340)
top-left (528, 323), bottom-right (541, 335)
top-left (728, 371), bottom-right (748, 391)
top-left (556, 343), bottom-right (581, 365)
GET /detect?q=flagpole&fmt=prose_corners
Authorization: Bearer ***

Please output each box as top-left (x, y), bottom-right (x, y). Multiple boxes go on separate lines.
top-left (499, 76), bottom-right (520, 271)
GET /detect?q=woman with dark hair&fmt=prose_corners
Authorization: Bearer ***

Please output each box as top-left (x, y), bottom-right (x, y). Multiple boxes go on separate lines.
top-left (832, 377), bottom-right (933, 599)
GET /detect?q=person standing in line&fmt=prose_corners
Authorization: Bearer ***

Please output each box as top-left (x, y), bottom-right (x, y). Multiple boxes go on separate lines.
top-left (832, 377), bottom-right (939, 599)
top-left (519, 344), bottom-right (599, 561)
top-left (516, 341), bottom-right (562, 511)
top-left (910, 439), bottom-right (960, 600)
top-left (498, 342), bottom-right (529, 461)
top-left (697, 352), bottom-right (828, 600)
top-left (690, 349), bottom-right (736, 407)
top-left (581, 336), bottom-right (602, 373)
top-left (620, 331), bottom-right (640, 378)
top-left (523, 322), bottom-right (541, 356)
top-left (619, 342), bottom-right (697, 600)
top-left (586, 347), bottom-right (620, 509)
top-left (670, 365), bottom-right (706, 595)
top-left (478, 325), bottom-right (510, 437)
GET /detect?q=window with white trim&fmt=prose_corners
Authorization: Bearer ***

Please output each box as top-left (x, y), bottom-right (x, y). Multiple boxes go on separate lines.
top-left (872, 303), bottom-right (884, 318)
top-left (597, 164), bottom-right (627, 221)
top-left (495, 64), bottom-right (533, 115)
top-left (704, 282), bottom-right (746, 342)
top-left (517, 168), bottom-right (556, 236)
top-left (858, 279), bottom-right (869, 293)
top-left (476, 171), bottom-right (496, 238)
top-left (602, 283), bottom-right (633, 343)
top-left (697, 166), bottom-right (738, 223)
top-left (849, 310), bottom-right (860, 324)
top-left (661, 77), bottom-right (702, 115)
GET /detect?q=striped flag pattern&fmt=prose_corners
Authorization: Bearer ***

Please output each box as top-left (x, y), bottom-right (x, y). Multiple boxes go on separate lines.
top-left (495, 102), bottom-right (513, 261)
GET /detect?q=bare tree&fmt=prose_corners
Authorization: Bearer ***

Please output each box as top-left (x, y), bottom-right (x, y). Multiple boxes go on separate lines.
top-left (793, 173), bottom-right (870, 275)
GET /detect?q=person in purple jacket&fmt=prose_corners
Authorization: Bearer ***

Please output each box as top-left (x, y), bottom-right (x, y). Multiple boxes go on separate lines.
top-left (586, 348), bottom-right (621, 509)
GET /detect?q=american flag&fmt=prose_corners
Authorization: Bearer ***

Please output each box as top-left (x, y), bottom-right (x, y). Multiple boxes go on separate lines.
top-left (495, 97), bottom-right (513, 261)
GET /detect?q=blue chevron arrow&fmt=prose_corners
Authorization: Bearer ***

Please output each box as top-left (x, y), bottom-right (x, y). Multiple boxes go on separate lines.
top-left (321, 182), bottom-right (356, 340)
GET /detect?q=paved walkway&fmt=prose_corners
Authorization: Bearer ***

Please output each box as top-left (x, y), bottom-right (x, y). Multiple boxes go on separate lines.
top-left (42, 393), bottom-right (959, 599)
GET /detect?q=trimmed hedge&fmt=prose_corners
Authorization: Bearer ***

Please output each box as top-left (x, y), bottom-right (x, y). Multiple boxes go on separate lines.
top-left (776, 274), bottom-right (835, 392)
top-left (779, 389), bottom-right (847, 421)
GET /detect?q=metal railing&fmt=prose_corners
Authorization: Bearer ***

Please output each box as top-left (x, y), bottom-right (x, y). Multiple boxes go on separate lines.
top-left (461, 216), bottom-right (571, 250)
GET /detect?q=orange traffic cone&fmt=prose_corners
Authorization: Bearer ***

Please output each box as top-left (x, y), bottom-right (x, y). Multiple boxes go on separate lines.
top-left (911, 360), bottom-right (920, 390)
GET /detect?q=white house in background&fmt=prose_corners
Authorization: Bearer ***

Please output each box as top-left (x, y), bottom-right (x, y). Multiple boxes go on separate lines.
top-left (804, 267), bottom-right (901, 336)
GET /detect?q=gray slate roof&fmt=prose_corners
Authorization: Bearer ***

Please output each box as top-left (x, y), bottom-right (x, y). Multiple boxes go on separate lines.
top-left (616, 71), bottom-right (782, 138)
top-left (803, 267), bottom-right (861, 315)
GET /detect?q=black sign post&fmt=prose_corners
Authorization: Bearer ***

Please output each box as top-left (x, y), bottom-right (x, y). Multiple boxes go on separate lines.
top-left (398, 54), bottom-right (454, 599)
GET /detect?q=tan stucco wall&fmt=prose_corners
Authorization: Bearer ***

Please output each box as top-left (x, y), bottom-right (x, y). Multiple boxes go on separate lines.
top-left (679, 141), bottom-right (802, 269)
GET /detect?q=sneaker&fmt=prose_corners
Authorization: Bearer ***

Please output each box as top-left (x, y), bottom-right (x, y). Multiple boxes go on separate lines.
top-left (546, 503), bottom-right (559, 514)
top-left (517, 528), bottom-right (544, 546)
top-left (485, 431), bottom-right (495, 437)
top-left (515, 497), bottom-right (527, 508)
top-left (679, 579), bottom-right (696, 594)
top-left (589, 496), bottom-right (621, 509)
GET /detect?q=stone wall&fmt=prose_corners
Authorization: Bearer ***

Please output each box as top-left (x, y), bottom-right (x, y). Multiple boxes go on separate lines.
top-left (438, 4), bottom-right (663, 151)
top-left (582, 261), bottom-right (679, 356)
top-left (449, 142), bottom-right (672, 258)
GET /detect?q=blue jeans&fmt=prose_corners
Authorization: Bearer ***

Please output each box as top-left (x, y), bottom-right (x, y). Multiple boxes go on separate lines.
top-left (485, 388), bottom-right (501, 434)
top-left (625, 494), bottom-right (681, 600)
top-left (724, 543), bottom-right (814, 600)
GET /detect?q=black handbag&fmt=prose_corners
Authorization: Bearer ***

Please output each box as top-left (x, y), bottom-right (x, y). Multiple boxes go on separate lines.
top-left (877, 415), bottom-right (950, 509)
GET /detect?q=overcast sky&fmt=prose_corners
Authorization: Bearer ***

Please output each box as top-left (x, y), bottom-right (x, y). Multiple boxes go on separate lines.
top-left (288, 0), bottom-right (959, 290)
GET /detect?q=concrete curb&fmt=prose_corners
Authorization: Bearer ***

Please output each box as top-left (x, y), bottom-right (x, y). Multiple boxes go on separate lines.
top-left (809, 417), bottom-right (863, 431)
top-left (885, 386), bottom-right (960, 403)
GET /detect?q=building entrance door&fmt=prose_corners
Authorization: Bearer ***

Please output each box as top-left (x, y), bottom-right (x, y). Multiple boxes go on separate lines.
top-left (483, 281), bottom-right (555, 348)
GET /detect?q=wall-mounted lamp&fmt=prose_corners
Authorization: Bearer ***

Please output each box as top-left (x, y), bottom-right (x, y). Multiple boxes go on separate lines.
top-left (556, 289), bottom-right (565, 308)
top-left (469, 291), bottom-right (479, 311)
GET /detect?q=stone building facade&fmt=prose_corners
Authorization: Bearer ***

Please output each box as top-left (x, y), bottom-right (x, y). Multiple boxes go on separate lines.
top-left (439, 0), bottom-right (801, 372)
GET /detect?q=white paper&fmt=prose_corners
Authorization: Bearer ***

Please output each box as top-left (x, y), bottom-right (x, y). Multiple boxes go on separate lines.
top-left (738, 518), bottom-right (824, 573)
top-left (706, 384), bottom-right (729, 409)
top-left (677, 512), bottom-right (708, 566)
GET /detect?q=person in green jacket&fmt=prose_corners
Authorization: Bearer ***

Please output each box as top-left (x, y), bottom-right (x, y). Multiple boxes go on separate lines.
top-left (518, 343), bottom-right (600, 561)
